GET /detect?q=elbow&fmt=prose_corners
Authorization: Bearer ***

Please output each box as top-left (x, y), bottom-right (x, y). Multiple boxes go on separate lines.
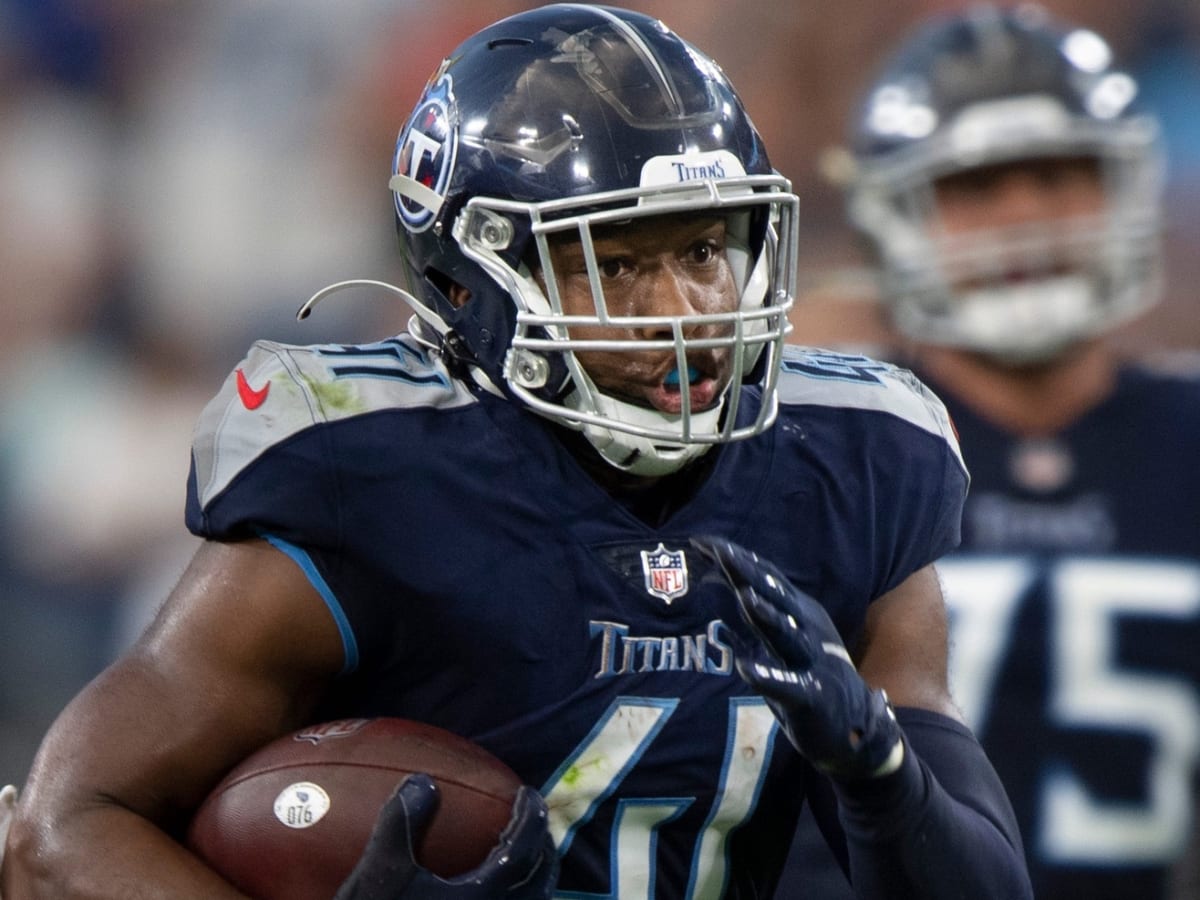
top-left (2, 807), bottom-right (84, 899)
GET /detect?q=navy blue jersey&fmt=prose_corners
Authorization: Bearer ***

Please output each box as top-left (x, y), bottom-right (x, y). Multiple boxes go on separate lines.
top-left (185, 338), bottom-right (965, 899)
top-left (928, 364), bottom-right (1200, 900)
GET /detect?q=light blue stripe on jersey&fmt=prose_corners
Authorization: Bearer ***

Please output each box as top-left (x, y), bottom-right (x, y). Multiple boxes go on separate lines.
top-left (777, 346), bottom-right (966, 473)
top-left (262, 533), bottom-right (359, 675)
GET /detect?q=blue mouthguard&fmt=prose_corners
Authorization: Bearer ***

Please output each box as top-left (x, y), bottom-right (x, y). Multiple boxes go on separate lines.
top-left (663, 366), bottom-right (700, 387)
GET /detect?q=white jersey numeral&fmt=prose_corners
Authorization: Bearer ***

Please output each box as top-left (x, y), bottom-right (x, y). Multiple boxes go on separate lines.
top-left (940, 556), bottom-right (1200, 866)
top-left (542, 696), bottom-right (778, 898)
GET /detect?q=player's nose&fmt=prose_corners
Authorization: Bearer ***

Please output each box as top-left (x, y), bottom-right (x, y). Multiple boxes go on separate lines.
top-left (634, 265), bottom-right (706, 340)
top-left (991, 171), bottom-right (1058, 224)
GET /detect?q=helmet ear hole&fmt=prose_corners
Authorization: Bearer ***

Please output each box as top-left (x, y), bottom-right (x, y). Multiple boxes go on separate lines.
top-left (447, 282), bottom-right (471, 309)
top-left (421, 268), bottom-right (456, 310)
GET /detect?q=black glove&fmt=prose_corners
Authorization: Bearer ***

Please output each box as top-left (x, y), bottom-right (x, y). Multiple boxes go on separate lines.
top-left (333, 774), bottom-right (558, 899)
top-left (693, 537), bottom-right (905, 781)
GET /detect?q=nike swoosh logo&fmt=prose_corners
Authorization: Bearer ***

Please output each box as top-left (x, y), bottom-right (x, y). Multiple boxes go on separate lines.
top-left (236, 368), bottom-right (270, 410)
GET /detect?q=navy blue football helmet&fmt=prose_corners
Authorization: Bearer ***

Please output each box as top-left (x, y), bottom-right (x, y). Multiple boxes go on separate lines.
top-left (845, 4), bottom-right (1163, 363)
top-left (385, 4), bottom-right (797, 476)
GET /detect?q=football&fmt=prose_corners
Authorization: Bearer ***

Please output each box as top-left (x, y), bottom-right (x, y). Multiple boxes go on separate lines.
top-left (186, 717), bottom-right (523, 899)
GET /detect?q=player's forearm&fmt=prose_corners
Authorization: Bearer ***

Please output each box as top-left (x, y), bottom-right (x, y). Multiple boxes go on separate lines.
top-left (833, 708), bottom-right (1033, 900)
top-left (2, 804), bottom-right (250, 900)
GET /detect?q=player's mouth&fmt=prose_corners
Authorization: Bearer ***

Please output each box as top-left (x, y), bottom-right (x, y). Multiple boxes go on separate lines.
top-left (1002, 263), bottom-right (1070, 285)
top-left (647, 365), bottom-right (720, 415)
top-left (963, 257), bottom-right (1078, 291)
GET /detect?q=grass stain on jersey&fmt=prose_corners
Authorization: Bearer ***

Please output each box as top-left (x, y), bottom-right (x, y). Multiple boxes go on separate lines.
top-left (563, 754), bottom-right (610, 788)
top-left (301, 375), bottom-right (365, 415)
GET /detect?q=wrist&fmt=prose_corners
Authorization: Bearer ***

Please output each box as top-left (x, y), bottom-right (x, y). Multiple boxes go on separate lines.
top-left (815, 687), bottom-right (906, 781)
top-left (869, 737), bottom-right (905, 778)
top-left (830, 739), bottom-right (928, 841)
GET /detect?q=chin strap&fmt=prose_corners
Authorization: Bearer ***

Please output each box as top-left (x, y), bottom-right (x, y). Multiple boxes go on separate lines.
top-left (567, 389), bottom-right (723, 477)
top-left (0, 782), bottom-right (18, 886)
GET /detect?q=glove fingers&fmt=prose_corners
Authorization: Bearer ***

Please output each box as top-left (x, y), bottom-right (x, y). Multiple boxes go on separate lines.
top-left (468, 786), bottom-right (558, 891)
top-left (739, 582), bottom-right (818, 667)
top-left (332, 775), bottom-right (440, 899)
top-left (721, 613), bottom-right (801, 695)
top-left (691, 537), bottom-right (799, 661)
top-left (371, 773), bottom-right (440, 861)
top-left (693, 536), bottom-right (847, 672)
top-left (735, 648), bottom-right (818, 709)
top-left (690, 536), bottom-right (775, 594)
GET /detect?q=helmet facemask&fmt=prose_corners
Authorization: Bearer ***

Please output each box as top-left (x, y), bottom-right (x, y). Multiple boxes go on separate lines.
top-left (453, 174), bottom-right (796, 476)
top-left (852, 99), bottom-right (1163, 364)
top-left (381, 4), bottom-right (797, 476)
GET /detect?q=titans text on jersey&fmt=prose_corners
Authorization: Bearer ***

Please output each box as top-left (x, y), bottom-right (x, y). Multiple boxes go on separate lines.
top-left (589, 618), bottom-right (733, 679)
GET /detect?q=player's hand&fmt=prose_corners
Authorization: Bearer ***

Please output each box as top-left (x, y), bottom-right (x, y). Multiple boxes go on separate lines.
top-left (332, 774), bottom-right (558, 899)
top-left (692, 537), bottom-right (905, 781)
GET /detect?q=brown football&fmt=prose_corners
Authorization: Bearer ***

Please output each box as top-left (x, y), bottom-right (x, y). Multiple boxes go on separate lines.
top-left (185, 717), bottom-right (522, 899)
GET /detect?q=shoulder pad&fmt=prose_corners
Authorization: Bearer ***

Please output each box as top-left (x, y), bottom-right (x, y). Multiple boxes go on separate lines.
top-left (192, 336), bottom-right (472, 508)
top-left (778, 346), bottom-right (964, 467)
top-left (1138, 350), bottom-right (1200, 382)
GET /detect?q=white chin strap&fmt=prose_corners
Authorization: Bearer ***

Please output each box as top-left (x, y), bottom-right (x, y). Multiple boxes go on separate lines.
top-left (0, 783), bottom-right (17, 877)
top-left (566, 389), bottom-right (725, 477)
top-left (946, 273), bottom-right (1096, 364)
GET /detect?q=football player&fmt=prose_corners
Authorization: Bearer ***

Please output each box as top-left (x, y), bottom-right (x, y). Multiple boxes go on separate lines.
top-left (2, 5), bottom-right (1031, 898)
top-left (782, 5), bottom-right (1200, 900)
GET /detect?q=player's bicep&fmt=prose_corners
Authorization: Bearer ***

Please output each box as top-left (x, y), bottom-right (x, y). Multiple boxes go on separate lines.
top-left (23, 538), bottom-right (345, 831)
top-left (855, 563), bottom-right (963, 721)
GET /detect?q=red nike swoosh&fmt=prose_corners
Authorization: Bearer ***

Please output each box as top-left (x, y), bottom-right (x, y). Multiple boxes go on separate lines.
top-left (236, 368), bottom-right (270, 410)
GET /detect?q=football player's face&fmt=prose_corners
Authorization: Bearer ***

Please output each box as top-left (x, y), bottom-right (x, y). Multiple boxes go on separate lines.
top-left (540, 212), bottom-right (739, 416)
top-left (933, 156), bottom-right (1104, 233)
top-left (931, 156), bottom-right (1105, 293)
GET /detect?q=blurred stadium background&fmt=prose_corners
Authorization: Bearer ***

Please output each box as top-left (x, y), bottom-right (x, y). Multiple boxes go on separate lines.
top-left (1, 0), bottom-right (1197, 784)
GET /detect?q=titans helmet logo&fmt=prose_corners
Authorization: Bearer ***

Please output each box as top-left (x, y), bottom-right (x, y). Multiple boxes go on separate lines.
top-left (393, 73), bottom-right (457, 232)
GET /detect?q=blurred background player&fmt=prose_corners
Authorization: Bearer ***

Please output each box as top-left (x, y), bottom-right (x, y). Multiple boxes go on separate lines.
top-left (782, 5), bottom-right (1200, 899)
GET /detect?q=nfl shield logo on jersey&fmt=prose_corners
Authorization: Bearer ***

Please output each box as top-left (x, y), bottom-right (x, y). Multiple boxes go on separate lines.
top-left (641, 543), bottom-right (689, 604)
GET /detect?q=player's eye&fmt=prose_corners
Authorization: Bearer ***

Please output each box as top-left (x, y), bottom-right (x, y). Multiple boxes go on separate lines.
top-left (687, 239), bottom-right (723, 266)
top-left (598, 257), bottom-right (630, 279)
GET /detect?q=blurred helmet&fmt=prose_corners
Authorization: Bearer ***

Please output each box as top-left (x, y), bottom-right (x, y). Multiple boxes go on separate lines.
top-left (845, 4), bottom-right (1163, 363)
top-left (389, 3), bottom-right (796, 476)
